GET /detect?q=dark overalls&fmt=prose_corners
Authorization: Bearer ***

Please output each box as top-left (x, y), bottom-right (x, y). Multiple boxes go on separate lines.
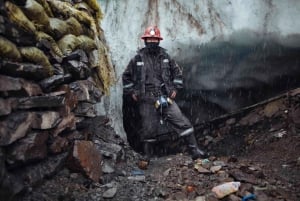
top-left (123, 47), bottom-right (204, 158)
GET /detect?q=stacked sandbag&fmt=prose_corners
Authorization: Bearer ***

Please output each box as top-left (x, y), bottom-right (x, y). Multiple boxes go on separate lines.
top-left (0, 0), bottom-right (115, 198)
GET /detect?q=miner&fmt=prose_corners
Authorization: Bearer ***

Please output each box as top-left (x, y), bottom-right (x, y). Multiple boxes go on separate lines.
top-left (122, 25), bottom-right (206, 160)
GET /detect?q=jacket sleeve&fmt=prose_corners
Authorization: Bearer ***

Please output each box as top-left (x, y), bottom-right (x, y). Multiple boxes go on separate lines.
top-left (122, 58), bottom-right (136, 95)
top-left (169, 59), bottom-right (184, 89)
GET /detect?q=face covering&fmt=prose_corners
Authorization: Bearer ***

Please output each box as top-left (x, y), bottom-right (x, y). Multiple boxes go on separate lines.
top-left (145, 42), bottom-right (160, 54)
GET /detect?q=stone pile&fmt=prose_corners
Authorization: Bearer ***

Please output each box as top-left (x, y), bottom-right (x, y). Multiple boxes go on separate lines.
top-left (197, 88), bottom-right (300, 155)
top-left (0, 0), bottom-right (115, 198)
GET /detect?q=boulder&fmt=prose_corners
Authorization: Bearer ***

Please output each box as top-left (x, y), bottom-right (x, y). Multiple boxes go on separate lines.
top-left (67, 140), bottom-right (102, 182)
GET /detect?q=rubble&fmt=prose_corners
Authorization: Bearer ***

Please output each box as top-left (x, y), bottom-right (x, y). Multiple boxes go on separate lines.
top-left (15, 87), bottom-right (299, 201)
top-left (67, 140), bottom-right (102, 182)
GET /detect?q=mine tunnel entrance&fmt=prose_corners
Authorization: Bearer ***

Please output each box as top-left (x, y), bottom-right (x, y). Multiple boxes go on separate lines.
top-left (123, 33), bottom-right (300, 155)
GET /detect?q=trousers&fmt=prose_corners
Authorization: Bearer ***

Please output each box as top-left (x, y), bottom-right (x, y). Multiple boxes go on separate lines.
top-left (138, 98), bottom-right (193, 141)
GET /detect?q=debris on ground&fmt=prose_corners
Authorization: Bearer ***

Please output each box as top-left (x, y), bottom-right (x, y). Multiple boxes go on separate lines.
top-left (17, 87), bottom-right (300, 200)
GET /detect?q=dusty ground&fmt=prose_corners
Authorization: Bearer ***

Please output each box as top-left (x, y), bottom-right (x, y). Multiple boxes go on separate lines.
top-left (17, 126), bottom-right (300, 201)
top-left (15, 90), bottom-right (300, 201)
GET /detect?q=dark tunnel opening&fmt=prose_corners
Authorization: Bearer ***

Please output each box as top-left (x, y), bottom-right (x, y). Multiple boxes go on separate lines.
top-left (123, 30), bottom-right (300, 153)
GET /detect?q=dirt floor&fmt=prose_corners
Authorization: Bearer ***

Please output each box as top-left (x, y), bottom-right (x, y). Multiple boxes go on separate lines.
top-left (15, 90), bottom-right (300, 201)
top-left (17, 126), bottom-right (300, 201)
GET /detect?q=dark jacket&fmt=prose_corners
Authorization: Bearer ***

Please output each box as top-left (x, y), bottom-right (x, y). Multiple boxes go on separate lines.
top-left (123, 47), bottom-right (183, 98)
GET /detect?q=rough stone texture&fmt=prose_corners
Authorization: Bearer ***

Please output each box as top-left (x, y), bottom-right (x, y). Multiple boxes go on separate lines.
top-left (0, 112), bottom-right (33, 146)
top-left (31, 111), bottom-right (61, 130)
top-left (94, 140), bottom-right (123, 161)
top-left (68, 140), bottom-right (102, 182)
top-left (57, 85), bottom-right (78, 116)
top-left (69, 80), bottom-right (102, 103)
top-left (74, 102), bottom-right (97, 117)
top-left (6, 131), bottom-right (49, 168)
top-left (0, 149), bottom-right (21, 198)
top-left (0, 0), bottom-right (112, 198)
top-left (20, 153), bottom-right (68, 186)
top-left (0, 60), bottom-right (51, 81)
top-left (52, 113), bottom-right (76, 137)
top-left (0, 98), bottom-right (14, 116)
top-left (17, 95), bottom-right (65, 109)
top-left (49, 136), bottom-right (69, 154)
top-left (0, 75), bottom-right (43, 97)
top-left (39, 74), bottom-right (73, 92)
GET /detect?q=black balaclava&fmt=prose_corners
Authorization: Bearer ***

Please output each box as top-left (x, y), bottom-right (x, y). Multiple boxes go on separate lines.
top-left (145, 41), bottom-right (160, 54)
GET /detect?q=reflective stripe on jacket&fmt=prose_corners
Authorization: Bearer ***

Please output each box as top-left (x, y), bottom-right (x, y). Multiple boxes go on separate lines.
top-left (122, 47), bottom-right (183, 97)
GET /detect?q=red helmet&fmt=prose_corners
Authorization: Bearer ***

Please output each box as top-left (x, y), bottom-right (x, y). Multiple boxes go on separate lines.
top-left (141, 26), bottom-right (163, 40)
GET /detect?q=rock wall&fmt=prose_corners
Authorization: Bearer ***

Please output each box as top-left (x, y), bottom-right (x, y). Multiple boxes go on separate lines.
top-left (0, 0), bottom-right (117, 198)
top-left (99, 0), bottom-right (300, 128)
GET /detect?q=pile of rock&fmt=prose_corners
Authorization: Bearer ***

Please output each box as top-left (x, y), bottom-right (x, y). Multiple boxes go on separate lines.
top-left (197, 88), bottom-right (300, 156)
top-left (0, 0), bottom-right (115, 198)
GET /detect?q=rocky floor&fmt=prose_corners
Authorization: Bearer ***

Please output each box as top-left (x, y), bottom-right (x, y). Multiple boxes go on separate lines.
top-left (17, 128), bottom-right (300, 201)
top-left (15, 89), bottom-right (300, 201)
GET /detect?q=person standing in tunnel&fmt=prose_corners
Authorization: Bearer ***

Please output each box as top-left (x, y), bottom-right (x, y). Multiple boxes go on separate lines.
top-left (122, 25), bottom-right (206, 160)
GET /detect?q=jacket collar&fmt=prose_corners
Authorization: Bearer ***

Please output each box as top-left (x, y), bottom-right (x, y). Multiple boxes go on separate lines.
top-left (138, 46), bottom-right (167, 57)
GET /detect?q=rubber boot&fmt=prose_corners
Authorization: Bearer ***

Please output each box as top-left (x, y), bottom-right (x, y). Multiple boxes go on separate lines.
top-left (184, 134), bottom-right (207, 160)
top-left (142, 138), bottom-right (156, 160)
